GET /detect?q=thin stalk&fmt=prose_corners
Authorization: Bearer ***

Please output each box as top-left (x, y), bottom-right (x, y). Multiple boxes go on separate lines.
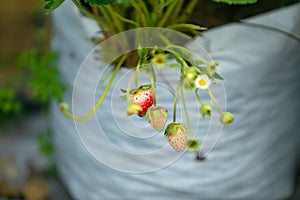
top-left (180, 86), bottom-right (192, 137)
top-left (135, 58), bottom-right (142, 87)
top-left (206, 88), bottom-right (222, 114)
top-left (62, 54), bottom-right (127, 121)
top-left (173, 83), bottom-right (181, 122)
top-left (166, 44), bottom-right (210, 65)
top-left (159, 47), bottom-right (190, 68)
top-left (126, 67), bottom-right (137, 99)
top-left (149, 65), bottom-right (157, 106)
top-left (195, 88), bottom-right (204, 106)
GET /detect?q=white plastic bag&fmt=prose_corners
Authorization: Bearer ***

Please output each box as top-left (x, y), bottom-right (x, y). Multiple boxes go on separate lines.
top-left (50, 1), bottom-right (300, 199)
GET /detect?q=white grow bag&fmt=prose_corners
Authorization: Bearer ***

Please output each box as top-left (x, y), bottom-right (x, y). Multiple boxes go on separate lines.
top-left (50, 1), bottom-right (300, 199)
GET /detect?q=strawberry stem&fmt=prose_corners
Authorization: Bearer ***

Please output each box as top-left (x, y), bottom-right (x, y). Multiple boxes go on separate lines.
top-left (206, 88), bottom-right (222, 114)
top-left (149, 64), bottom-right (157, 106)
top-left (180, 86), bottom-right (193, 138)
top-left (62, 54), bottom-right (127, 121)
top-left (195, 88), bottom-right (204, 106)
top-left (173, 82), bottom-right (181, 122)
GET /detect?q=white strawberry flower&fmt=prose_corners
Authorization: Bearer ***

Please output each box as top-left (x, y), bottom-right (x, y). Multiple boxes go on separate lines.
top-left (195, 75), bottom-right (211, 89)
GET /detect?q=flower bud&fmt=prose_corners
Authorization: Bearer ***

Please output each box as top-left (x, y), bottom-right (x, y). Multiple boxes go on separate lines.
top-left (200, 104), bottom-right (212, 118)
top-left (184, 67), bottom-right (199, 89)
top-left (220, 112), bottom-right (234, 125)
top-left (59, 103), bottom-right (69, 111)
top-left (185, 67), bottom-right (198, 82)
top-left (146, 105), bottom-right (168, 131)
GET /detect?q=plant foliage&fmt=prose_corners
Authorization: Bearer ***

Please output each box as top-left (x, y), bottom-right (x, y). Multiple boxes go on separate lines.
top-left (213, 0), bottom-right (257, 4)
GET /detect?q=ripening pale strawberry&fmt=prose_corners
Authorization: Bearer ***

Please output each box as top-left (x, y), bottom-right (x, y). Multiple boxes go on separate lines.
top-left (127, 85), bottom-right (154, 117)
top-left (164, 122), bottom-right (187, 152)
top-left (146, 105), bottom-right (168, 131)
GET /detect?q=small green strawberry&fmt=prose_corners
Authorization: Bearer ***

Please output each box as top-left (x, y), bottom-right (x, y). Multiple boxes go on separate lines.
top-left (220, 112), bottom-right (234, 125)
top-left (200, 104), bottom-right (212, 118)
top-left (164, 122), bottom-right (187, 152)
top-left (146, 105), bottom-right (168, 131)
top-left (126, 85), bottom-right (154, 117)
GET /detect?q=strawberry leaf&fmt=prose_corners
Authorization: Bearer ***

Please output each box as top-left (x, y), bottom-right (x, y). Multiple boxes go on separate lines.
top-left (213, 72), bottom-right (224, 80)
top-left (83, 0), bottom-right (117, 6)
top-left (44, 0), bottom-right (65, 12)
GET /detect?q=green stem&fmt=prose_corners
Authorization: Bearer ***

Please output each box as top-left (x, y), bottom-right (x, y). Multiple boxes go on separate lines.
top-left (62, 54), bottom-right (127, 121)
top-left (206, 88), bottom-right (222, 114)
top-left (180, 86), bottom-right (192, 137)
top-left (195, 88), bottom-right (204, 106)
top-left (159, 47), bottom-right (189, 68)
top-left (173, 83), bottom-right (181, 122)
top-left (126, 68), bottom-right (137, 99)
top-left (166, 44), bottom-right (210, 65)
top-left (135, 59), bottom-right (142, 87)
top-left (149, 65), bottom-right (157, 106)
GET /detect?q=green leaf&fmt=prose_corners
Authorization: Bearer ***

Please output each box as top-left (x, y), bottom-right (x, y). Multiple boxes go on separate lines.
top-left (83, 0), bottom-right (117, 6)
top-left (213, 0), bottom-right (257, 4)
top-left (44, 0), bottom-right (65, 12)
top-left (213, 72), bottom-right (224, 80)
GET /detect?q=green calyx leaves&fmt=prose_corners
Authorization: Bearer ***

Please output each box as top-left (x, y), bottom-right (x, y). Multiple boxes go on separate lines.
top-left (164, 122), bottom-right (187, 137)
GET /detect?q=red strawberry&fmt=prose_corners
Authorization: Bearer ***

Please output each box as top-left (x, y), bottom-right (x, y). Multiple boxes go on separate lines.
top-left (164, 122), bottom-right (187, 152)
top-left (127, 85), bottom-right (153, 117)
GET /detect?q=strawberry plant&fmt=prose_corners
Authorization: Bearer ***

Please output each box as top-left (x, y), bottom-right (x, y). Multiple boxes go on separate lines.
top-left (44, 0), bottom-right (256, 153)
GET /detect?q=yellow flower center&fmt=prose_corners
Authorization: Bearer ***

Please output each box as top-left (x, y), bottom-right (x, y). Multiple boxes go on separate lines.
top-left (198, 78), bottom-right (206, 86)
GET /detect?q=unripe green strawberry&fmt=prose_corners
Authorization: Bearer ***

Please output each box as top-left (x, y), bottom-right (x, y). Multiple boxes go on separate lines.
top-left (164, 122), bottom-right (187, 152)
top-left (127, 85), bottom-right (153, 117)
top-left (146, 105), bottom-right (168, 131)
top-left (200, 104), bottom-right (212, 118)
